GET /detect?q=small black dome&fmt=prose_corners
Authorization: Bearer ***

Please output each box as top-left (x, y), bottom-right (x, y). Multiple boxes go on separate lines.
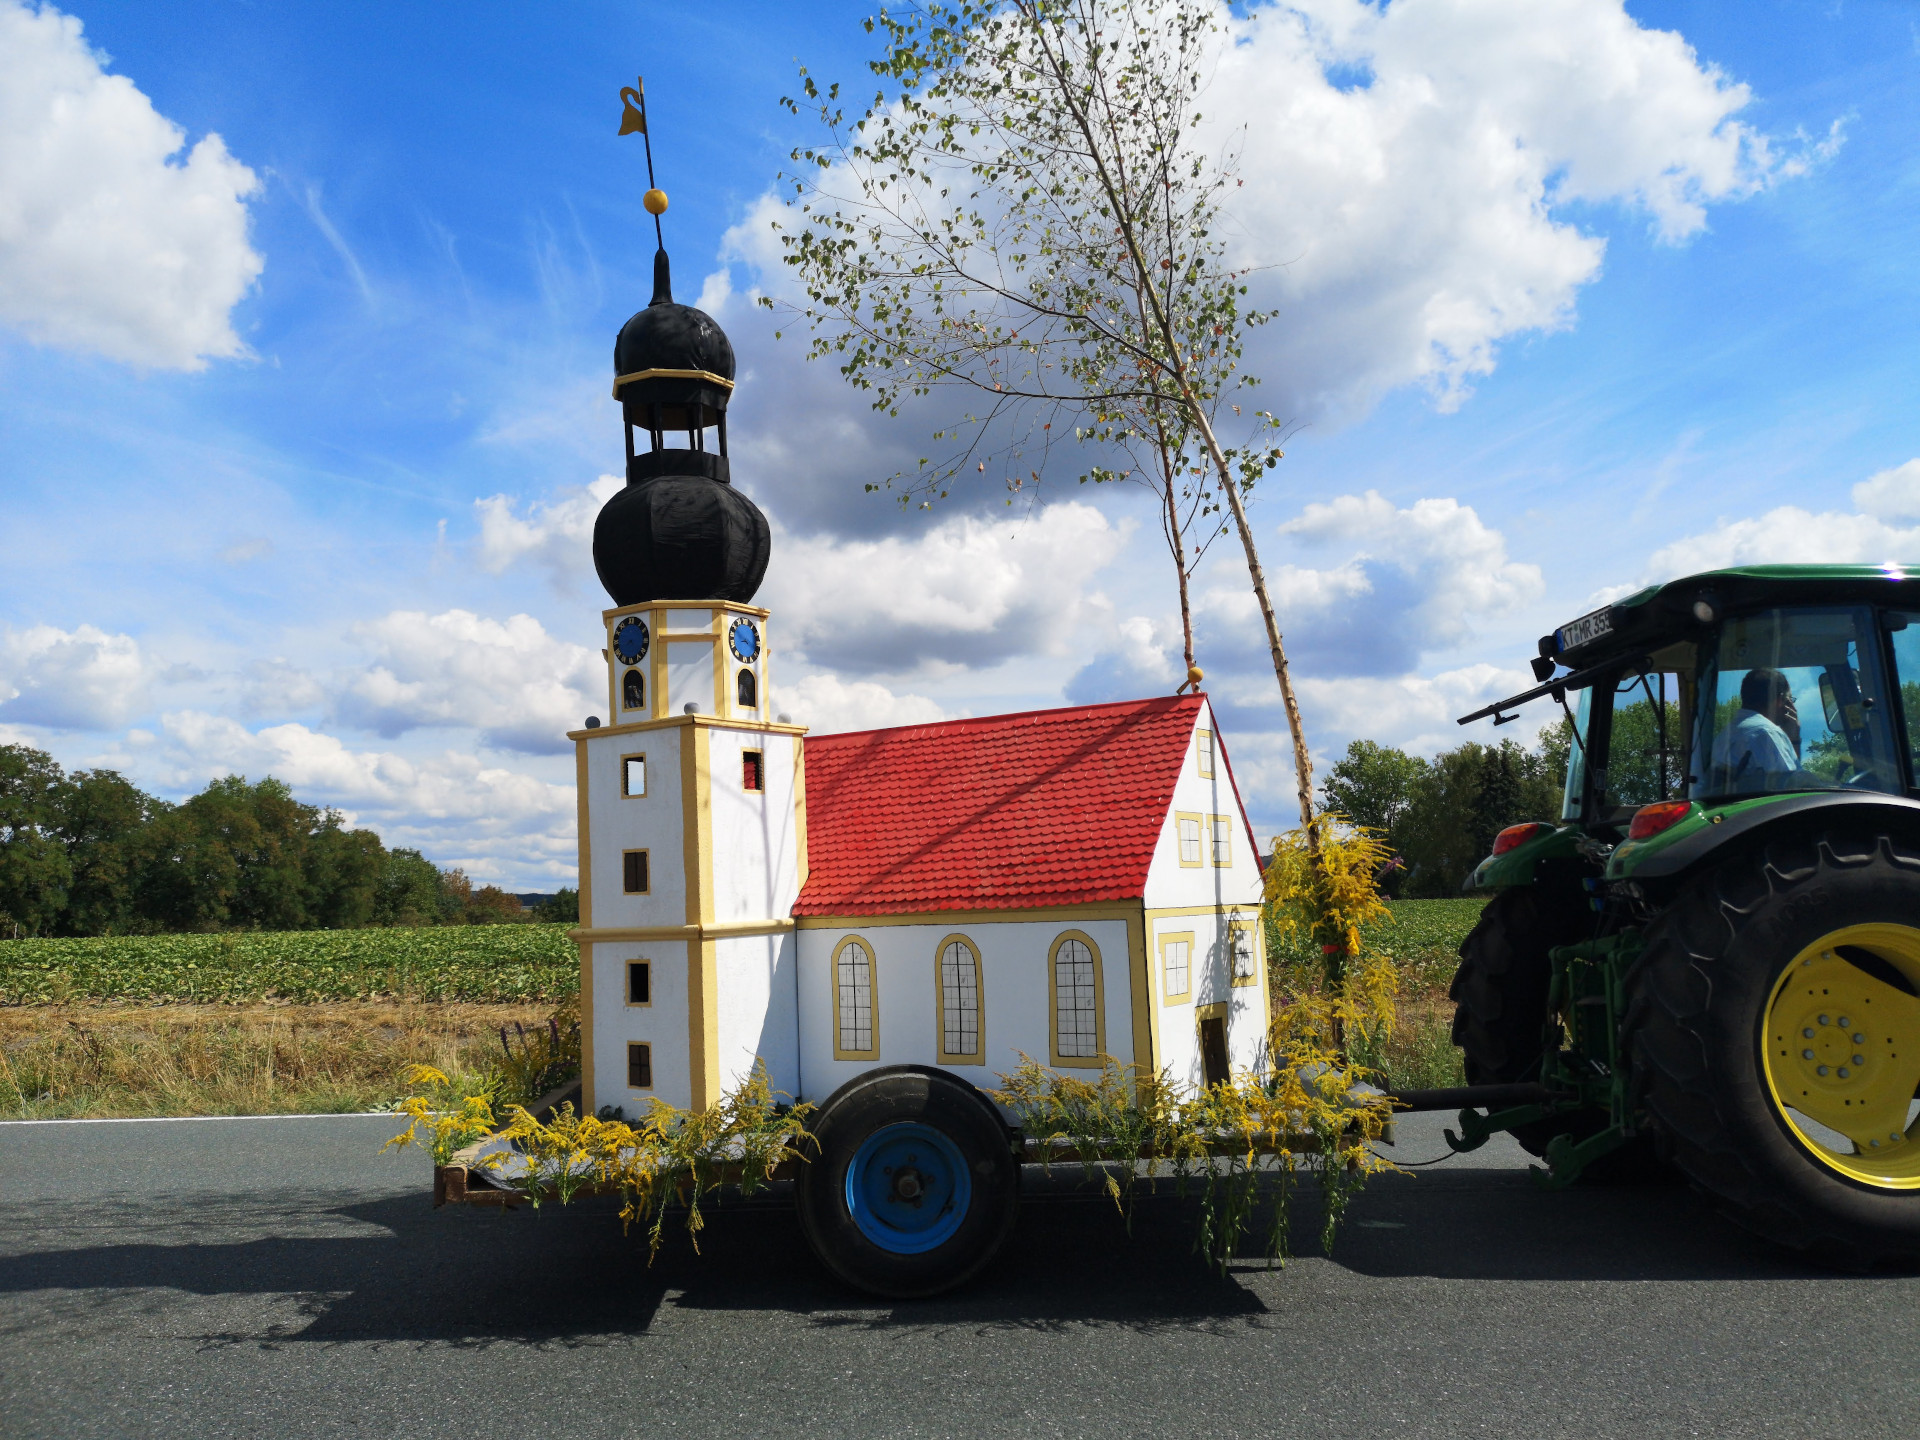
top-left (593, 464), bottom-right (769, 606)
top-left (614, 250), bottom-right (734, 431)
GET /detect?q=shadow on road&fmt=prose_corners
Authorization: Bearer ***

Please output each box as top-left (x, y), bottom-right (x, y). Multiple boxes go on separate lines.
top-left (0, 1162), bottom-right (1885, 1350)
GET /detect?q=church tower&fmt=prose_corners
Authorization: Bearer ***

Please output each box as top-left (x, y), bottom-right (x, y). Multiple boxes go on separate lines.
top-left (570, 160), bottom-right (805, 1115)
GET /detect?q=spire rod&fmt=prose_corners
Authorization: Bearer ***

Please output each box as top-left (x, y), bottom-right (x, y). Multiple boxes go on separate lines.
top-left (618, 76), bottom-right (666, 249)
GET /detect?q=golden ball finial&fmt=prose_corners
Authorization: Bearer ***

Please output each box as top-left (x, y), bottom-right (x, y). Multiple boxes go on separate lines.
top-left (643, 188), bottom-right (669, 216)
top-left (1187, 665), bottom-right (1204, 686)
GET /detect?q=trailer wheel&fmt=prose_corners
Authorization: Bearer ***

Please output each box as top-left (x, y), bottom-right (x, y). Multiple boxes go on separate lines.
top-left (1629, 831), bottom-right (1920, 1264)
top-left (797, 1065), bottom-right (1019, 1298)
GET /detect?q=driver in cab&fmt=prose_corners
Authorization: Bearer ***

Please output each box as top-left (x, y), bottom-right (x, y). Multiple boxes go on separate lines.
top-left (1711, 666), bottom-right (1801, 789)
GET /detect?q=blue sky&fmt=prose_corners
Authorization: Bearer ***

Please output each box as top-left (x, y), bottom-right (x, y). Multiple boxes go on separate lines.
top-left (2, 0), bottom-right (1917, 886)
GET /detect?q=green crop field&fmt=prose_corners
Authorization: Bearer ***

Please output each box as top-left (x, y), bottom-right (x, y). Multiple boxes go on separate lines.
top-left (0, 925), bottom-right (580, 1006)
top-left (1371, 897), bottom-right (1487, 991)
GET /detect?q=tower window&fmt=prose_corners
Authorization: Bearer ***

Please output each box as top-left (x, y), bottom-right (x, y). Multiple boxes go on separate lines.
top-left (628, 1042), bottom-right (653, 1089)
top-left (938, 937), bottom-right (982, 1061)
top-left (1197, 727), bottom-right (1215, 777)
top-left (737, 667), bottom-right (757, 709)
top-left (622, 754), bottom-right (646, 797)
top-left (623, 850), bottom-right (649, 894)
top-left (628, 961), bottom-right (650, 1005)
top-left (623, 668), bottom-right (645, 711)
top-left (1231, 926), bottom-right (1257, 985)
top-left (1177, 814), bottom-right (1203, 866)
top-left (742, 750), bottom-right (763, 791)
top-left (1211, 816), bottom-right (1232, 866)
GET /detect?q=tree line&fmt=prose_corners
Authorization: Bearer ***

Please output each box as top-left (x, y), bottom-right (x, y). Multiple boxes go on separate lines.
top-left (0, 744), bottom-right (577, 938)
top-left (1322, 720), bottom-right (1574, 898)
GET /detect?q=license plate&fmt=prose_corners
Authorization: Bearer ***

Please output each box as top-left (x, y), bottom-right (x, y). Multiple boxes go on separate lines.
top-left (1557, 607), bottom-right (1613, 652)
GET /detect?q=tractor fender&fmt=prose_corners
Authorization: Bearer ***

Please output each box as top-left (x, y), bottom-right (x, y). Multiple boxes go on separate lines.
top-left (1616, 790), bottom-right (1920, 881)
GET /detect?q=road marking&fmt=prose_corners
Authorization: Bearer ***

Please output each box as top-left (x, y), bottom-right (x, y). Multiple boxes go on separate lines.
top-left (0, 1112), bottom-right (406, 1127)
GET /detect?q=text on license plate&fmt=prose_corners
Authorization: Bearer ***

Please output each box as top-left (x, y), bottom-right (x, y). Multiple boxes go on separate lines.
top-left (1557, 608), bottom-right (1613, 651)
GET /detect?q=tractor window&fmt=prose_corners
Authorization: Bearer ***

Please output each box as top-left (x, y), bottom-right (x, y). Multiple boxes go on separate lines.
top-left (1561, 643), bottom-right (1695, 824)
top-left (1694, 607), bottom-right (1900, 799)
top-left (1883, 612), bottom-right (1920, 788)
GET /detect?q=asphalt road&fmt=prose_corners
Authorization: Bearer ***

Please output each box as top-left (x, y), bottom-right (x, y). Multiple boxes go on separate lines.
top-left (2, 1112), bottom-right (1917, 1440)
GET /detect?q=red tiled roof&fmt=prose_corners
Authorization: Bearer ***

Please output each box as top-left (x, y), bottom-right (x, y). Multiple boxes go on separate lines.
top-left (794, 694), bottom-right (1207, 916)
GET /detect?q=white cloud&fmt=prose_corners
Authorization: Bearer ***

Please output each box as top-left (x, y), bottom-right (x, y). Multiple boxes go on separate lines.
top-left (123, 711), bottom-right (578, 886)
top-left (779, 673), bottom-right (949, 734)
top-left (0, 0), bottom-right (262, 369)
top-left (1851, 459), bottom-right (1920, 525)
top-left (474, 475), bottom-right (622, 589)
top-left (1647, 463), bottom-right (1920, 578)
top-left (767, 502), bottom-right (1129, 673)
top-left (334, 609), bottom-right (602, 754)
top-left (1189, 490), bottom-right (1540, 677)
top-left (0, 622), bottom-right (148, 729)
top-left (1210, 0), bottom-right (1825, 417)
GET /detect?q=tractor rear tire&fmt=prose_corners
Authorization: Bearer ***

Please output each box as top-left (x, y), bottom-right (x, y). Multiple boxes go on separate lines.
top-left (796, 1065), bottom-right (1020, 1298)
top-left (1450, 884), bottom-right (1601, 1158)
top-left (1628, 830), bottom-right (1920, 1265)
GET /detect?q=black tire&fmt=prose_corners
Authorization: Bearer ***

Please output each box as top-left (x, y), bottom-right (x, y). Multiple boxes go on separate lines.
top-left (1450, 884), bottom-right (1598, 1158)
top-left (1629, 830), bottom-right (1920, 1265)
top-left (796, 1065), bottom-right (1020, 1298)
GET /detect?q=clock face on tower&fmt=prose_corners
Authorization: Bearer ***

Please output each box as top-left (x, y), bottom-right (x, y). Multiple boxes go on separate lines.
top-left (612, 616), bottom-right (650, 666)
top-left (728, 618), bottom-right (761, 663)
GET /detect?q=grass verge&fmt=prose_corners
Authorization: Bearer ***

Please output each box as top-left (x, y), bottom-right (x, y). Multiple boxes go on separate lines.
top-left (0, 1002), bottom-right (549, 1120)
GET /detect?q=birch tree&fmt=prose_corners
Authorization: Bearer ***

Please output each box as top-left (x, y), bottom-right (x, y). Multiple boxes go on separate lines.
top-left (767, 0), bottom-right (1322, 834)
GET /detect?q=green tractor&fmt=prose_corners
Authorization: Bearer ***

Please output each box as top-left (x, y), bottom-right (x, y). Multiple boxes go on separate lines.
top-left (1444, 564), bottom-right (1920, 1264)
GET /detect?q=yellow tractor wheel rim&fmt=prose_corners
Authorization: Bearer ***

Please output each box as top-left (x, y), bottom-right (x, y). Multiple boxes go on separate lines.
top-left (1762, 923), bottom-right (1920, 1189)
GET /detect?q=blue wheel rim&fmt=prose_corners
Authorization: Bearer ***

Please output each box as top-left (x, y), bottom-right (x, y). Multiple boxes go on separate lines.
top-left (844, 1121), bottom-right (972, 1255)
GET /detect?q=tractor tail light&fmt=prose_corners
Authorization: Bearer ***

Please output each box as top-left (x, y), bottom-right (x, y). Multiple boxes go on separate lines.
top-left (1628, 801), bottom-right (1693, 841)
top-left (1492, 822), bottom-right (1551, 856)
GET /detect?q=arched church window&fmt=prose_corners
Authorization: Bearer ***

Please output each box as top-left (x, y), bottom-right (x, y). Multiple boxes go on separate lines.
top-left (623, 667), bottom-right (645, 711)
top-left (1048, 932), bottom-right (1103, 1066)
top-left (737, 667), bottom-right (757, 709)
top-left (833, 936), bottom-right (878, 1060)
top-left (936, 936), bottom-right (983, 1062)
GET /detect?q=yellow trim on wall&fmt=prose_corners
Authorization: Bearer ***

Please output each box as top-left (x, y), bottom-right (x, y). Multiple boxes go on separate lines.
top-left (830, 933), bottom-right (881, 1062)
top-left (650, 610), bottom-right (667, 720)
top-left (1144, 903), bottom-right (1261, 921)
top-left (567, 715), bottom-right (808, 742)
top-left (1158, 929), bottom-right (1196, 1003)
top-left (1197, 727), bottom-right (1214, 778)
top-left (619, 750), bottom-right (648, 798)
top-left (792, 733), bottom-right (809, 892)
top-left (1124, 906), bottom-right (1156, 1085)
top-left (569, 918), bottom-right (796, 943)
top-left (1174, 811), bottom-right (1205, 868)
top-left (602, 599), bottom-right (771, 624)
top-left (1195, 1000), bottom-right (1229, 1022)
top-left (933, 933), bottom-right (985, 1064)
top-left (797, 902), bottom-right (1137, 930)
top-left (574, 738), bottom-right (595, 1115)
top-left (689, 936), bottom-right (719, 1107)
top-left (1229, 918), bottom-right (1261, 989)
top-left (1047, 928), bottom-right (1107, 1069)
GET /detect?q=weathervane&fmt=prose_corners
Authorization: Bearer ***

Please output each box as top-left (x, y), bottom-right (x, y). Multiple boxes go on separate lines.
top-left (618, 77), bottom-right (670, 247)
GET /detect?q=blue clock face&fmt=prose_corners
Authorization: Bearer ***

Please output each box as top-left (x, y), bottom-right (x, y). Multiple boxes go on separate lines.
top-left (728, 618), bottom-right (761, 663)
top-left (612, 616), bottom-right (650, 666)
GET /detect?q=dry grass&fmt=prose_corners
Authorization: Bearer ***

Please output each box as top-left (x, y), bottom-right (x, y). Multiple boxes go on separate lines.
top-left (0, 1002), bottom-right (550, 1120)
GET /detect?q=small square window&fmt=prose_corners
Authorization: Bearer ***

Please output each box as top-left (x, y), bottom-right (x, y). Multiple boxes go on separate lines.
top-left (1231, 927), bottom-right (1257, 984)
top-left (628, 1042), bottom-right (653, 1089)
top-left (1197, 728), bottom-right (1215, 778)
top-left (623, 850), bottom-right (649, 894)
top-left (1178, 816), bottom-right (1202, 866)
top-left (622, 754), bottom-right (646, 797)
top-left (1211, 817), bottom-right (1231, 866)
top-left (628, 961), bottom-right (650, 1005)
top-left (742, 750), bottom-right (764, 791)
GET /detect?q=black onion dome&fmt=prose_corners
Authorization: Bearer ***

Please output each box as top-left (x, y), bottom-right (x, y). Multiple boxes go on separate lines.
top-left (595, 247), bottom-right (769, 606)
top-left (613, 250), bottom-right (734, 431)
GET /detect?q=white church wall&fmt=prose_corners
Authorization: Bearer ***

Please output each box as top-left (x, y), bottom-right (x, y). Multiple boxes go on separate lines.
top-left (793, 916), bottom-right (1134, 1108)
top-left (590, 938), bottom-right (695, 1113)
top-left (584, 725), bottom-right (687, 928)
top-left (707, 726), bottom-right (801, 924)
top-left (713, 930), bottom-right (801, 1100)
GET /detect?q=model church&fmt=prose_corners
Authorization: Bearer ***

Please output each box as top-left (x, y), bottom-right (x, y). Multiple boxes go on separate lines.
top-left (569, 241), bottom-right (1266, 1117)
